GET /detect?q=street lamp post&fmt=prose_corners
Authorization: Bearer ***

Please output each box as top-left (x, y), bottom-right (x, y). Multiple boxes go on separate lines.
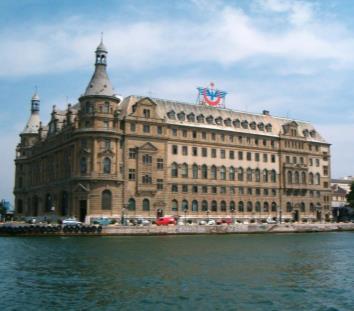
top-left (231, 208), bottom-right (235, 224)
top-left (122, 205), bottom-right (127, 225)
top-left (206, 210), bottom-right (210, 222)
top-left (184, 208), bottom-right (187, 225)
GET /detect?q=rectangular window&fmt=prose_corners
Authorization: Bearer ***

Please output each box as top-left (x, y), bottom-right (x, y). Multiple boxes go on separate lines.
top-left (247, 152), bottom-right (252, 161)
top-left (129, 148), bottom-right (136, 159)
top-left (220, 134), bottom-right (225, 142)
top-left (182, 130), bottom-right (187, 138)
top-left (238, 151), bottom-right (243, 160)
top-left (247, 188), bottom-right (252, 195)
top-left (271, 154), bottom-right (276, 163)
top-left (255, 188), bottom-right (261, 195)
top-left (157, 179), bottom-right (163, 190)
top-left (212, 186), bottom-right (217, 194)
top-left (323, 166), bottom-right (328, 176)
top-left (286, 156), bottom-right (290, 163)
top-left (192, 131), bottom-right (197, 139)
top-left (143, 124), bottom-right (150, 133)
top-left (172, 145), bottom-right (178, 155)
top-left (172, 128), bottom-right (178, 136)
top-left (229, 135), bottom-right (234, 142)
top-left (316, 159), bottom-right (320, 167)
top-left (230, 186), bottom-right (235, 194)
top-left (263, 188), bottom-right (269, 196)
top-left (220, 149), bottom-right (226, 159)
top-left (192, 185), bottom-right (198, 193)
top-left (182, 184), bottom-right (188, 192)
top-left (130, 122), bottom-right (136, 132)
top-left (157, 126), bottom-right (162, 135)
top-left (202, 148), bottom-right (208, 157)
top-left (255, 139), bottom-right (259, 145)
top-left (182, 146), bottom-right (188, 156)
top-left (309, 158), bottom-right (313, 166)
top-left (103, 120), bottom-right (109, 128)
top-left (171, 184), bottom-right (178, 192)
top-left (157, 158), bottom-right (164, 170)
top-left (255, 153), bottom-right (260, 162)
top-left (211, 149), bottom-right (217, 158)
top-left (220, 186), bottom-right (226, 194)
top-left (263, 154), bottom-right (268, 162)
top-left (128, 169), bottom-right (136, 180)
top-left (238, 136), bottom-right (243, 144)
top-left (142, 174), bottom-right (152, 184)
top-left (142, 154), bottom-right (152, 165)
top-left (143, 109), bottom-right (150, 118)
top-left (272, 189), bottom-right (276, 196)
top-left (211, 133), bottom-right (216, 140)
top-left (238, 187), bottom-right (244, 195)
top-left (202, 132), bottom-right (207, 139)
top-left (192, 147), bottom-right (198, 156)
top-left (202, 186), bottom-right (208, 193)
top-left (229, 150), bottom-right (235, 159)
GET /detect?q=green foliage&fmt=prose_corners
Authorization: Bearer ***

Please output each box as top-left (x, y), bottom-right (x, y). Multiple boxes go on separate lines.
top-left (347, 182), bottom-right (354, 208)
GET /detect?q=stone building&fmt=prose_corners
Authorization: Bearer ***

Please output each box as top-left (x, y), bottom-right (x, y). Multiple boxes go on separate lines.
top-left (14, 41), bottom-right (332, 223)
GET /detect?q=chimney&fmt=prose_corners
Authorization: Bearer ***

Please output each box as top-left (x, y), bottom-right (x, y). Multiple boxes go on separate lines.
top-left (262, 110), bottom-right (270, 116)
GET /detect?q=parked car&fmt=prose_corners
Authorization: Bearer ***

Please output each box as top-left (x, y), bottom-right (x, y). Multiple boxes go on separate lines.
top-left (156, 216), bottom-right (176, 226)
top-left (62, 218), bottom-right (81, 226)
top-left (92, 217), bottom-right (111, 226)
top-left (266, 217), bottom-right (277, 224)
top-left (207, 219), bottom-right (216, 225)
top-left (137, 218), bottom-right (151, 226)
top-left (222, 218), bottom-right (233, 225)
top-left (199, 220), bottom-right (207, 225)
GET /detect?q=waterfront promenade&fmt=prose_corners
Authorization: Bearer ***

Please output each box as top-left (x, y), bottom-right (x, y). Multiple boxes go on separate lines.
top-left (1, 222), bottom-right (354, 236)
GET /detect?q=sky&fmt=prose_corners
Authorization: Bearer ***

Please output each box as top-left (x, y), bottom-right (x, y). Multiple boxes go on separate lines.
top-left (0, 0), bottom-right (354, 202)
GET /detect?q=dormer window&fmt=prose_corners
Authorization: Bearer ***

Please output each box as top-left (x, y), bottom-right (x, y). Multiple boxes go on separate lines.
top-left (143, 109), bottom-right (150, 118)
top-left (241, 120), bottom-right (249, 129)
top-left (250, 121), bottom-right (256, 130)
top-left (197, 114), bottom-right (205, 123)
top-left (233, 119), bottom-right (241, 128)
top-left (132, 104), bottom-right (137, 113)
top-left (215, 117), bottom-right (223, 125)
top-left (187, 113), bottom-right (195, 122)
top-left (206, 116), bottom-right (214, 124)
top-left (265, 123), bottom-right (272, 132)
top-left (177, 112), bottom-right (185, 121)
top-left (167, 110), bottom-right (176, 119)
top-left (258, 122), bottom-right (264, 131)
top-left (310, 130), bottom-right (316, 138)
top-left (224, 118), bottom-right (231, 126)
top-left (303, 129), bottom-right (309, 137)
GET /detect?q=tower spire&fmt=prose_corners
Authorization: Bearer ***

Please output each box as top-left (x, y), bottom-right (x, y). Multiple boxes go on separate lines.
top-left (31, 87), bottom-right (40, 113)
top-left (22, 91), bottom-right (41, 134)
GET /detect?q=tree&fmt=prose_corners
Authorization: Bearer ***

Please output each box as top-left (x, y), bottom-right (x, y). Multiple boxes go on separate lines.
top-left (346, 182), bottom-right (354, 208)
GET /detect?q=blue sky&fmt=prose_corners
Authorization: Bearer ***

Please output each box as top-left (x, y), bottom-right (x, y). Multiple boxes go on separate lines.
top-left (1, 0), bottom-right (354, 201)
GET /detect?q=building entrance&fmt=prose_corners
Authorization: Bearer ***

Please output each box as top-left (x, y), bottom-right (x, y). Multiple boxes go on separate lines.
top-left (79, 200), bottom-right (87, 223)
top-left (293, 210), bottom-right (300, 222)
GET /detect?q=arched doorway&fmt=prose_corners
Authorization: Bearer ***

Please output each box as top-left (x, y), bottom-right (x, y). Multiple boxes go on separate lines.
top-left (157, 208), bottom-right (163, 218)
top-left (293, 210), bottom-right (300, 222)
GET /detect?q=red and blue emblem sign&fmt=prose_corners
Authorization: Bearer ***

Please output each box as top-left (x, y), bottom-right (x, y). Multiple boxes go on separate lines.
top-left (197, 82), bottom-right (227, 107)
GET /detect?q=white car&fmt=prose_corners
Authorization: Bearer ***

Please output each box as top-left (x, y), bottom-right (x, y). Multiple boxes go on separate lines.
top-left (207, 219), bottom-right (216, 225)
top-left (266, 217), bottom-right (277, 224)
top-left (62, 218), bottom-right (81, 226)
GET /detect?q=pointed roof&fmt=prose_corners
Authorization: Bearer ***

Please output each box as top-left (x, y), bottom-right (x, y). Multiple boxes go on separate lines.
top-left (84, 65), bottom-right (115, 97)
top-left (22, 112), bottom-right (40, 135)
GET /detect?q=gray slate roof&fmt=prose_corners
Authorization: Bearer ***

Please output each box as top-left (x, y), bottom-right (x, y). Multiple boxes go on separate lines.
top-left (84, 64), bottom-right (115, 97)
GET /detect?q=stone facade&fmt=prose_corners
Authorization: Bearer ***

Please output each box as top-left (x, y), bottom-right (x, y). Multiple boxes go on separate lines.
top-left (14, 42), bottom-right (332, 223)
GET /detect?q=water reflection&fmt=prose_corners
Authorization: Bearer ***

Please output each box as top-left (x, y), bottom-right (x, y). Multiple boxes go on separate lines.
top-left (0, 233), bottom-right (353, 310)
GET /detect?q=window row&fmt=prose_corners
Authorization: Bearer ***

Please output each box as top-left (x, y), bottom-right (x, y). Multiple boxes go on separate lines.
top-left (170, 199), bottom-right (278, 213)
top-left (172, 145), bottom-right (277, 161)
top-left (287, 171), bottom-right (321, 185)
top-left (171, 163), bottom-right (277, 182)
top-left (166, 111), bottom-right (273, 132)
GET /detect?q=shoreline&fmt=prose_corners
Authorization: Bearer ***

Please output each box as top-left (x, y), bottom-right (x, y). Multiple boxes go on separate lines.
top-left (1, 222), bottom-right (354, 236)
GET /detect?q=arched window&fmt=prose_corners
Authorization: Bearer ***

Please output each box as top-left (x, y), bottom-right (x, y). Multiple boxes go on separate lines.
top-left (287, 171), bottom-right (293, 184)
top-left (310, 202), bottom-right (315, 212)
top-left (181, 163), bottom-right (188, 178)
top-left (17, 199), bottom-right (23, 213)
top-left (103, 157), bottom-right (111, 174)
top-left (238, 201), bottom-right (244, 212)
top-left (315, 173), bottom-right (320, 185)
top-left (301, 171), bottom-right (307, 184)
top-left (286, 202), bottom-right (292, 212)
top-left (143, 199), bottom-right (150, 211)
top-left (271, 170), bottom-right (276, 182)
top-left (229, 166), bottom-right (235, 180)
top-left (171, 200), bottom-right (178, 211)
top-left (255, 169), bottom-right (260, 182)
top-left (263, 169), bottom-right (269, 182)
top-left (247, 168), bottom-right (252, 182)
top-left (230, 201), bottom-right (235, 211)
top-left (263, 202), bottom-right (269, 212)
top-left (102, 190), bottom-right (112, 210)
top-left (80, 157), bottom-right (87, 174)
top-left (128, 198), bottom-right (136, 211)
top-left (247, 201), bottom-right (253, 212)
top-left (171, 162), bottom-right (178, 177)
top-left (220, 166), bottom-right (226, 180)
top-left (211, 165), bottom-right (217, 179)
top-left (220, 201), bottom-right (227, 211)
top-left (294, 171), bottom-right (300, 184)
top-left (182, 200), bottom-right (188, 211)
top-left (309, 172), bottom-right (314, 185)
top-left (211, 200), bottom-right (217, 212)
top-left (238, 168), bottom-right (244, 181)
top-left (300, 202), bottom-right (305, 212)
top-left (193, 164), bottom-right (199, 179)
top-left (202, 200), bottom-right (208, 211)
top-left (255, 201), bottom-right (261, 212)
top-left (202, 164), bottom-right (208, 179)
top-left (192, 200), bottom-right (198, 212)
top-left (271, 202), bottom-right (277, 212)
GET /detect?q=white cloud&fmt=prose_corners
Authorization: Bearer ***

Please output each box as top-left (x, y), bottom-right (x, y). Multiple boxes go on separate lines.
top-left (1, 1), bottom-right (354, 77)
